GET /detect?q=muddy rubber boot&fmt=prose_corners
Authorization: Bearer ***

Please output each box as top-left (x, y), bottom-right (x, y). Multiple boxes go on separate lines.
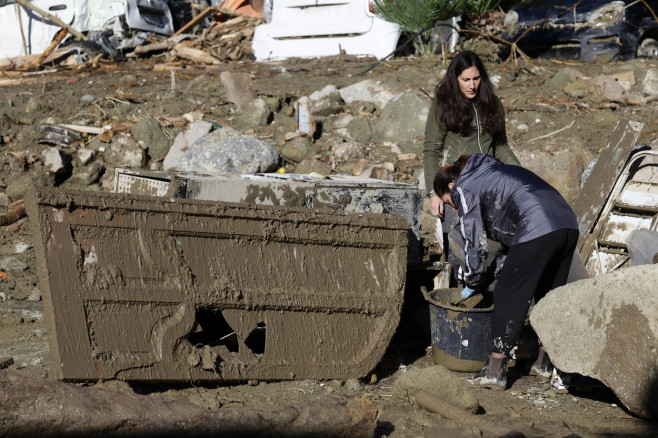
top-left (530, 346), bottom-right (553, 378)
top-left (466, 354), bottom-right (508, 390)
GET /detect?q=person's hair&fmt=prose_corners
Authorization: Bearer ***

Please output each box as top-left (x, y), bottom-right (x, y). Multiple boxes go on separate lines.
top-left (434, 154), bottom-right (469, 196)
top-left (434, 51), bottom-right (502, 136)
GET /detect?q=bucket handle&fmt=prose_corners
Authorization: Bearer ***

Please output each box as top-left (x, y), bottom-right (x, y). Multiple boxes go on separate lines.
top-left (421, 286), bottom-right (494, 313)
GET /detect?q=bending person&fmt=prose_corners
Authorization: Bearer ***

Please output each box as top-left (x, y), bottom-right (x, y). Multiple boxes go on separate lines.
top-left (422, 51), bottom-right (519, 285)
top-left (434, 153), bottom-right (578, 389)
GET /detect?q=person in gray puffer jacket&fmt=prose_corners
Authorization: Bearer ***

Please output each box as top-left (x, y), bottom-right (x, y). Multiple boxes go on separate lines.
top-left (433, 153), bottom-right (578, 389)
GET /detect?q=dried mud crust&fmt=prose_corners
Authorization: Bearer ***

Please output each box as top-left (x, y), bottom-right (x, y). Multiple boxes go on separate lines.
top-left (1, 55), bottom-right (658, 436)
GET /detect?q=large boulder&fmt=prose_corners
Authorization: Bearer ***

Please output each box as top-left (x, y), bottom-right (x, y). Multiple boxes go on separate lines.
top-left (177, 126), bottom-right (279, 174)
top-left (530, 264), bottom-right (658, 418)
top-left (372, 92), bottom-right (430, 153)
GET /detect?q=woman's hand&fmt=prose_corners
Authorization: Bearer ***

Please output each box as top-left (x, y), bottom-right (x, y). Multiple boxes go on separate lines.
top-left (430, 195), bottom-right (444, 218)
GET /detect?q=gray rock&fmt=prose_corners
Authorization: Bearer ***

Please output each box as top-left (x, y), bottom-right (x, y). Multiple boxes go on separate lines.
top-left (80, 94), bottom-right (95, 104)
top-left (343, 378), bottom-right (362, 393)
top-left (330, 139), bottom-right (365, 165)
top-left (163, 120), bottom-right (213, 171)
top-left (178, 126), bottom-right (279, 174)
top-left (220, 71), bottom-right (257, 109)
top-left (339, 80), bottom-right (397, 109)
top-left (564, 80), bottom-right (588, 98)
top-left (281, 135), bottom-right (315, 163)
top-left (75, 148), bottom-right (95, 166)
top-left (0, 257), bottom-right (28, 271)
top-left (27, 288), bottom-right (41, 301)
top-left (25, 97), bottom-right (40, 113)
top-left (308, 85), bottom-right (344, 116)
top-left (530, 264), bottom-right (658, 418)
top-left (323, 114), bottom-right (354, 132)
top-left (346, 117), bottom-right (372, 144)
top-left (372, 92), bottom-right (430, 153)
top-left (593, 75), bottom-right (628, 103)
top-left (548, 67), bottom-right (585, 89)
top-left (103, 134), bottom-right (146, 168)
top-left (627, 230), bottom-right (658, 266)
top-left (68, 162), bottom-right (104, 186)
top-left (131, 117), bottom-right (170, 160)
top-left (641, 69), bottom-right (658, 97)
top-left (264, 97), bottom-right (281, 112)
top-left (370, 166), bottom-right (393, 181)
top-left (234, 98), bottom-right (271, 130)
top-left (42, 147), bottom-right (70, 176)
top-left (294, 158), bottom-right (329, 175)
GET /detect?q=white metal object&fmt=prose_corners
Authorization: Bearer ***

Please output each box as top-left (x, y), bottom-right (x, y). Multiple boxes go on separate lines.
top-left (251, 0), bottom-right (401, 61)
top-left (295, 96), bottom-right (312, 135)
top-left (0, 0), bottom-right (173, 60)
top-left (583, 149), bottom-right (658, 276)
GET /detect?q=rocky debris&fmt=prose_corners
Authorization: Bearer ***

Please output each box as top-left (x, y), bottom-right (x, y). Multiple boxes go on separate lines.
top-left (530, 264), bottom-right (658, 418)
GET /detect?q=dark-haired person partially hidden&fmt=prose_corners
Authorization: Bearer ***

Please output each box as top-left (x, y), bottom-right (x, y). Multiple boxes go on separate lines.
top-left (434, 153), bottom-right (578, 389)
top-left (423, 51), bottom-right (519, 286)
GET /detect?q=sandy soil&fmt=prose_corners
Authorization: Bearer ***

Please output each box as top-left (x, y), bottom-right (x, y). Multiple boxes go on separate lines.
top-left (2, 51), bottom-right (658, 436)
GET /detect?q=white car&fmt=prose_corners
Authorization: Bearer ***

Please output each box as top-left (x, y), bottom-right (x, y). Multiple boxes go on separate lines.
top-left (0, 0), bottom-right (174, 60)
top-left (251, 0), bottom-right (401, 61)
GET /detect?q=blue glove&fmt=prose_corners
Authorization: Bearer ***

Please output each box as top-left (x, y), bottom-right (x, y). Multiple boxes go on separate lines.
top-left (460, 286), bottom-right (475, 299)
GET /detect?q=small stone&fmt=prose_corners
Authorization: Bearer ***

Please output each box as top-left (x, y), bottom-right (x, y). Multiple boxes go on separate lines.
top-left (76, 148), bottom-right (95, 166)
top-left (352, 159), bottom-right (369, 176)
top-left (247, 379), bottom-right (259, 386)
top-left (80, 95), bottom-right (95, 104)
top-left (0, 357), bottom-right (14, 369)
top-left (27, 288), bottom-right (41, 302)
top-left (344, 378), bottom-right (362, 393)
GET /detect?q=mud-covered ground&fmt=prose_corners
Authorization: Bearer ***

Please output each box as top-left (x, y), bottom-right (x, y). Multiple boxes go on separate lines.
top-left (2, 49), bottom-right (658, 436)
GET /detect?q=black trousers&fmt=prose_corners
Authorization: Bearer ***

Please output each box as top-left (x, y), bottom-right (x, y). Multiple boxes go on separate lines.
top-left (491, 228), bottom-right (579, 356)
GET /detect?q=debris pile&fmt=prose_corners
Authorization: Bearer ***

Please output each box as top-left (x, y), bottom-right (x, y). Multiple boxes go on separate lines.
top-left (135, 15), bottom-right (261, 65)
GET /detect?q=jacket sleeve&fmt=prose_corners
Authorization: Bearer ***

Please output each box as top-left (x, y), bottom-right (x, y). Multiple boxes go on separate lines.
top-left (423, 101), bottom-right (448, 193)
top-left (454, 187), bottom-right (489, 288)
top-left (492, 101), bottom-right (520, 166)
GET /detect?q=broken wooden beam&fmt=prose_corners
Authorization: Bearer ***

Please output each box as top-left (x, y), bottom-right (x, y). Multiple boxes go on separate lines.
top-left (173, 43), bottom-right (221, 64)
top-left (0, 205), bottom-right (26, 227)
top-left (172, 6), bottom-right (216, 37)
top-left (415, 389), bottom-right (521, 437)
top-left (28, 29), bottom-right (69, 70)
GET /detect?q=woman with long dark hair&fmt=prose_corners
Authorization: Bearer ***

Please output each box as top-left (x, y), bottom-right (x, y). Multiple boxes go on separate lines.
top-left (434, 153), bottom-right (578, 389)
top-left (423, 51), bottom-right (519, 285)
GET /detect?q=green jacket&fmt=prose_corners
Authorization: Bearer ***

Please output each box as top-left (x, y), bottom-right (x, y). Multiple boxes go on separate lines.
top-left (422, 97), bottom-right (519, 193)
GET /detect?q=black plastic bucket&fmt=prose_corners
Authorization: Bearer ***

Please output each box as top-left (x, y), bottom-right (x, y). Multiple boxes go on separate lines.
top-left (423, 287), bottom-right (494, 372)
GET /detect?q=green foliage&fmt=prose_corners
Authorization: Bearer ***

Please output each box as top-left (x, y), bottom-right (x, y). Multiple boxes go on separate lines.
top-left (463, 0), bottom-right (502, 15)
top-left (374, 0), bottom-right (502, 55)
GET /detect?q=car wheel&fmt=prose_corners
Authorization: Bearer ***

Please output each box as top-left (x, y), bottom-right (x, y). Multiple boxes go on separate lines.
top-left (637, 38), bottom-right (658, 58)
